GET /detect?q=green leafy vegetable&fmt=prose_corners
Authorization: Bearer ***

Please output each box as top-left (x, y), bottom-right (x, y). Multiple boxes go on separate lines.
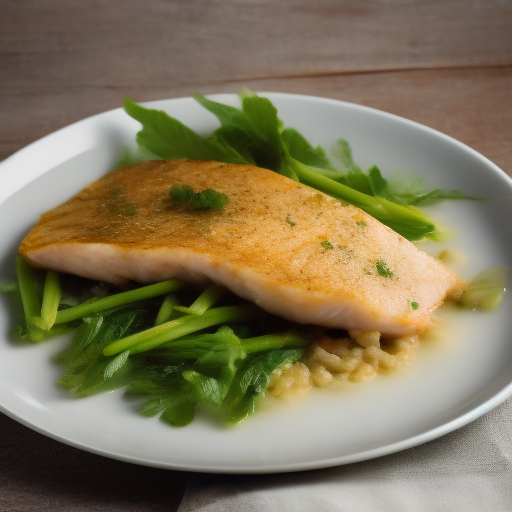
top-left (458, 266), bottom-right (506, 311)
top-left (0, 282), bottom-right (19, 293)
top-left (54, 279), bottom-right (184, 324)
top-left (123, 98), bottom-right (246, 164)
top-left (125, 328), bottom-right (306, 426)
top-left (32, 270), bottom-right (61, 331)
top-left (103, 304), bottom-right (265, 356)
top-left (11, 260), bottom-right (304, 426)
top-left (14, 258), bottom-right (70, 341)
top-left (154, 294), bottom-right (179, 326)
top-left (54, 307), bottom-right (150, 398)
top-left (223, 348), bottom-right (303, 424)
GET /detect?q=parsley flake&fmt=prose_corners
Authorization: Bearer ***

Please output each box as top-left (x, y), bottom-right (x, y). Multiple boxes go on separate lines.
top-left (169, 185), bottom-right (229, 211)
top-left (321, 240), bottom-right (334, 251)
top-left (376, 260), bottom-right (394, 278)
top-left (410, 301), bottom-right (419, 310)
top-left (286, 215), bottom-right (296, 227)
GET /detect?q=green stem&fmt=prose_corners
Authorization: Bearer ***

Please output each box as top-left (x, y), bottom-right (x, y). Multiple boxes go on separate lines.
top-left (32, 270), bottom-right (61, 330)
top-left (16, 257), bottom-right (41, 323)
top-left (174, 284), bottom-right (228, 315)
top-left (287, 156), bottom-right (441, 241)
top-left (16, 257), bottom-right (48, 341)
top-left (104, 304), bottom-right (265, 356)
top-left (54, 279), bottom-right (185, 324)
top-left (241, 332), bottom-right (309, 353)
top-left (154, 294), bottom-right (180, 326)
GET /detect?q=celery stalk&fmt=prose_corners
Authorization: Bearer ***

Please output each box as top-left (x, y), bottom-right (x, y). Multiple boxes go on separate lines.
top-left (103, 304), bottom-right (265, 356)
top-left (16, 257), bottom-right (47, 341)
top-left (286, 156), bottom-right (441, 241)
top-left (54, 279), bottom-right (185, 324)
top-left (241, 332), bottom-right (309, 353)
top-left (174, 284), bottom-right (227, 315)
top-left (154, 294), bottom-right (180, 326)
top-left (32, 270), bottom-right (61, 330)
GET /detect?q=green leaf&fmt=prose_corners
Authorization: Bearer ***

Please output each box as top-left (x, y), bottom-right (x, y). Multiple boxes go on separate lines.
top-left (124, 98), bottom-right (247, 164)
top-left (458, 266), bottom-right (506, 311)
top-left (397, 188), bottom-right (480, 206)
top-left (334, 139), bottom-right (356, 171)
top-left (194, 94), bottom-right (283, 172)
top-left (159, 396), bottom-right (197, 427)
top-left (192, 94), bottom-right (256, 136)
top-left (280, 128), bottom-right (343, 179)
top-left (54, 307), bottom-right (150, 397)
top-left (241, 95), bottom-right (282, 149)
top-left (127, 368), bottom-right (198, 427)
top-left (223, 348), bottom-right (303, 424)
top-left (104, 350), bottom-right (130, 380)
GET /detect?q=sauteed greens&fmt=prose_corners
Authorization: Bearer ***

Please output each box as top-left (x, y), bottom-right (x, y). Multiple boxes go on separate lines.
top-left (9, 257), bottom-right (308, 426)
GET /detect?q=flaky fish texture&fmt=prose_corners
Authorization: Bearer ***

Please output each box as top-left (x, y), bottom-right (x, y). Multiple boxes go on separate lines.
top-left (20, 159), bottom-right (464, 336)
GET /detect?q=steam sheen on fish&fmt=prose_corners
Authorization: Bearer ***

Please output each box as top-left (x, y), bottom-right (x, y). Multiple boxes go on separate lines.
top-left (19, 159), bottom-right (464, 337)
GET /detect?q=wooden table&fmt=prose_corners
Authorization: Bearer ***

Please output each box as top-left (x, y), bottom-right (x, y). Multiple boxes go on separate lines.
top-left (1, 1), bottom-right (511, 510)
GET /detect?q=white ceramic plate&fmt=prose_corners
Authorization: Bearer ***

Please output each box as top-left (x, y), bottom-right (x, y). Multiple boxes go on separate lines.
top-left (0, 93), bottom-right (511, 474)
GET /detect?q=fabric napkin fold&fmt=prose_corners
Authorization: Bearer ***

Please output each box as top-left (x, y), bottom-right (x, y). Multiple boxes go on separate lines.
top-left (178, 398), bottom-right (512, 512)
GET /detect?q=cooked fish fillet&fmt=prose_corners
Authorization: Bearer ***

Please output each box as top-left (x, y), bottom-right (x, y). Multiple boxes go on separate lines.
top-left (20, 159), bottom-right (464, 336)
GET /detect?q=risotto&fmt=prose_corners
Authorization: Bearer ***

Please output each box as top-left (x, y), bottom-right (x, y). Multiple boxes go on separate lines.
top-left (270, 330), bottom-right (420, 399)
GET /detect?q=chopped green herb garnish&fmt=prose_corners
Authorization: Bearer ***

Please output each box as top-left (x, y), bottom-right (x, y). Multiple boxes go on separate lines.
top-left (321, 240), bottom-right (334, 251)
top-left (169, 184), bottom-right (230, 211)
top-left (410, 301), bottom-right (419, 310)
top-left (376, 260), bottom-right (394, 278)
top-left (169, 184), bottom-right (195, 204)
top-left (286, 215), bottom-right (296, 227)
top-left (191, 188), bottom-right (230, 211)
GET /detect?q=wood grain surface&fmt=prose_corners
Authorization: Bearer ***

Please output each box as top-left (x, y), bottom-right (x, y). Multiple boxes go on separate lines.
top-left (1, 1), bottom-right (511, 510)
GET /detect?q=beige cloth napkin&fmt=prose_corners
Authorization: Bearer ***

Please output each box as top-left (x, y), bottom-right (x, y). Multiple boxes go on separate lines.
top-left (178, 398), bottom-right (512, 511)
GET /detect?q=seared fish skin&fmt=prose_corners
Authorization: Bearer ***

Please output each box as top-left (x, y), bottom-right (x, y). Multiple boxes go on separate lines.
top-left (20, 159), bottom-right (464, 336)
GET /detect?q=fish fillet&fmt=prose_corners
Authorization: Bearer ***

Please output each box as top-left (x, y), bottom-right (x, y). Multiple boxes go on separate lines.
top-left (19, 159), bottom-right (464, 336)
